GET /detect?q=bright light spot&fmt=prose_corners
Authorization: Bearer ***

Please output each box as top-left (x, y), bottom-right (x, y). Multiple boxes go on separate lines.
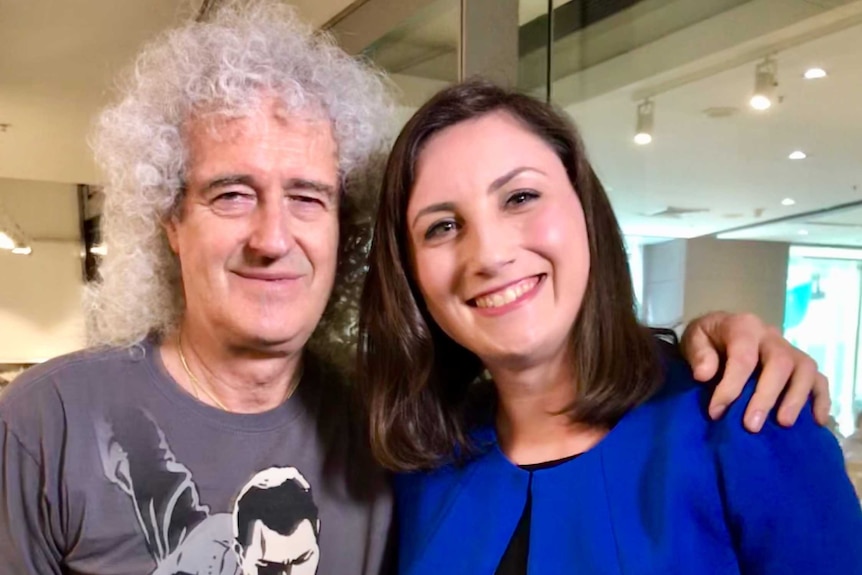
top-left (90, 244), bottom-right (108, 256)
top-left (634, 132), bottom-right (653, 145)
top-left (12, 246), bottom-right (32, 255)
top-left (798, 230), bottom-right (809, 236)
top-left (788, 150), bottom-right (807, 160)
top-left (0, 232), bottom-right (14, 250)
top-left (781, 198), bottom-right (796, 206)
top-left (750, 95), bottom-right (772, 110)
top-left (803, 68), bottom-right (827, 80)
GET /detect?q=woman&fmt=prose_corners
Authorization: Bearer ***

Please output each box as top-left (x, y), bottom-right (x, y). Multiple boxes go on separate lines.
top-left (359, 80), bottom-right (862, 574)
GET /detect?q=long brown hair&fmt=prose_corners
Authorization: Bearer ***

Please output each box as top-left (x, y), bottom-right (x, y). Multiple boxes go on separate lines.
top-left (358, 79), bottom-right (662, 472)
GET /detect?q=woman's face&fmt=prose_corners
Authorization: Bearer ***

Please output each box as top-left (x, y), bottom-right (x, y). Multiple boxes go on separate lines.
top-left (406, 111), bottom-right (590, 370)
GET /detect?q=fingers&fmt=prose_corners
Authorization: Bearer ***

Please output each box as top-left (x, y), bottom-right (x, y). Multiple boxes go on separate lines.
top-left (683, 332), bottom-right (721, 382)
top-left (683, 311), bottom-right (831, 432)
top-left (741, 350), bottom-right (796, 432)
top-left (811, 372), bottom-right (832, 425)
top-left (709, 341), bottom-right (759, 420)
top-left (680, 314), bottom-right (725, 382)
top-left (773, 367), bottom-right (830, 427)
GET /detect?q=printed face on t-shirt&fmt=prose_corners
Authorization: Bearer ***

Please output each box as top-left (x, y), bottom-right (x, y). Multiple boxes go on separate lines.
top-left (239, 519), bottom-right (320, 575)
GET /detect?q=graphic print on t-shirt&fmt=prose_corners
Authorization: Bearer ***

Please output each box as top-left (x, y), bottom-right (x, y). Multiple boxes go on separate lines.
top-left (96, 409), bottom-right (320, 575)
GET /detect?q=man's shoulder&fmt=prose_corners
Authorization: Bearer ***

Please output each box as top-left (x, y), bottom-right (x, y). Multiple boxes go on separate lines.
top-left (0, 343), bottom-right (152, 409)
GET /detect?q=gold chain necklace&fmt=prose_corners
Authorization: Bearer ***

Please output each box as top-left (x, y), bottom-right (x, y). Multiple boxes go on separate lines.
top-left (177, 329), bottom-right (229, 410)
top-left (176, 329), bottom-right (302, 412)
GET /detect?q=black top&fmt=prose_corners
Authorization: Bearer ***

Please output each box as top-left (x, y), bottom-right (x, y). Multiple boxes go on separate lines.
top-left (495, 453), bottom-right (581, 575)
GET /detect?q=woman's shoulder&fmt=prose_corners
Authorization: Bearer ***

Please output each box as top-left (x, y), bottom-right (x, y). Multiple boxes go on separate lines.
top-left (620, 355), bottom-right (716, 431)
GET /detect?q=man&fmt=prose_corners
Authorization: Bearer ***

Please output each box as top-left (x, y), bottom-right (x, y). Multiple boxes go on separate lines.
top-left (1, 3), bottom-right (392, 573)
top-left (234, 467), bottom-right (321, 575)
top-left (0, 1), bottom-right (829, 573)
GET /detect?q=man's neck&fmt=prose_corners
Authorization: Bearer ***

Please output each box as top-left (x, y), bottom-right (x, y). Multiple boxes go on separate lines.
top-left (160, 323), bottom-right (304, 414)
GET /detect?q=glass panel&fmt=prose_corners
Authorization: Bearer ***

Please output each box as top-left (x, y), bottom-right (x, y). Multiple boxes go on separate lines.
top-left (785, 248), bottom-right (862, 436)
top-left (541, 0), bottom-right (862, 475)
top-left (362, 0), bottom-right (461, 127)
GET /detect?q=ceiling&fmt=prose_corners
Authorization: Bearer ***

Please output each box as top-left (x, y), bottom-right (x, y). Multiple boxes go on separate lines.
top-left (565, 0), bottom-right (862, 244)
top-left (372, 0), bottom-right (862, 248)
top-left (1, 0), bottom-right (860, 250)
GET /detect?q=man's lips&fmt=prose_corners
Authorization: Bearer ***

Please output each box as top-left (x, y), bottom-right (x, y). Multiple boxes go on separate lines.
top-left (233, 271), bottom-right (304, 281)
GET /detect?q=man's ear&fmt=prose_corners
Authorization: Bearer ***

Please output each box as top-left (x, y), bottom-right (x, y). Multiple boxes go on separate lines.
top-left (163, 216), bottom-right (180, 254)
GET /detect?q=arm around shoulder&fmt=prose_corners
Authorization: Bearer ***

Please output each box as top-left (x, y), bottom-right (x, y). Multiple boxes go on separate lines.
top-left (711, 387), bottom-right (862, 574)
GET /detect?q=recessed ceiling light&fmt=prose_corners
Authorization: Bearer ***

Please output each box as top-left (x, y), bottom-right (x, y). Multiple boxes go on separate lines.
top-left (11, 246), bottom-right (32, 255)
top-left (798, 230), bottom-right (809, 236)
top-left (788, 150), bottom-right (807, 160)
top-left (804, 67), bottom-right (827, 80)
top-left (781, 198), bottom-right (796, 206)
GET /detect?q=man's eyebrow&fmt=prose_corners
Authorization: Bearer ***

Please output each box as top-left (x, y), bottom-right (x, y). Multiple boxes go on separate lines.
top-left (200, 175), bottom-right (337, 198)
top-left (202, 174), bottom-right (254, 192)
top-left (284, 178), bottom-right (337, 198)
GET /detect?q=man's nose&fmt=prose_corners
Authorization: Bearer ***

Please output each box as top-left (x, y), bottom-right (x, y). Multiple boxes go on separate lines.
top-left (247, 198), bottom-right (294, 259)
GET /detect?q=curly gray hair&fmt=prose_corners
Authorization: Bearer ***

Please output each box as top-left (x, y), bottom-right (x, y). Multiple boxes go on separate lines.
top-left (87, 0), bottom-right (394, 364)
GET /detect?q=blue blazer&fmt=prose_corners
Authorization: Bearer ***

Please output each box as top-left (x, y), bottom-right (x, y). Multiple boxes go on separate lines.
top-left (395, 359), bottom-right (862, 574)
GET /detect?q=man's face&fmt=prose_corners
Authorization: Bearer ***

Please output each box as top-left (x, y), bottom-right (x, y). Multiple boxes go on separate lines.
top-left (166, 97), bottom-right (340, 353)
top-left (238, 519), bottom-right (320, 575)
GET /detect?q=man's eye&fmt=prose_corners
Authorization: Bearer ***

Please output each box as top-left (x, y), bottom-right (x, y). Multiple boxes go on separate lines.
top-left (291, 194), bottom-right (323, 204)
top-left (424, 219), bottom-right (458, 240)
top-left (210, 191), bottom-right (255, 214)
top-left (506, 189), bottom-right (540, 207)
top-left (214, 191), bottom-right (253, 203)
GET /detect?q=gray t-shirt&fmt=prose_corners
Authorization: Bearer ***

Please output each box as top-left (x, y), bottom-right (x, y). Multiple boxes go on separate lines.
top-left (0, 339), bottom-right (393, 575)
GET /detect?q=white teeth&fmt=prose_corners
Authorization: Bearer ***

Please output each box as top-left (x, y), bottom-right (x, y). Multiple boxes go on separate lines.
top-left (474, 277), bottom-right (539, 309)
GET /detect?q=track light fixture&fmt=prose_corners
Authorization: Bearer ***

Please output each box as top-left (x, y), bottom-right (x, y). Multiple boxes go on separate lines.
top-left (634, 99), bottom-right (654, 145)
top-left (750, 57), bottom-right (778, 111)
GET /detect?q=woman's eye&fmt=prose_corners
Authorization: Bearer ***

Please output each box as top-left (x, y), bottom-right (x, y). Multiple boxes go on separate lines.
top-left (424, 219), bottom-right (458, 240)
top-left (506, 190), bottom-right (540, 207)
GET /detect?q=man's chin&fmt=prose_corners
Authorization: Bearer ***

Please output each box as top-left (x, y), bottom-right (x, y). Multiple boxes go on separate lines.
top-left (227, 326), bottom-right (313, 356)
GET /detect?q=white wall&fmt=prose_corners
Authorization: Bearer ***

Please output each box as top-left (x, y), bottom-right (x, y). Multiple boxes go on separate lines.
top-left (640, 237), bottom-right (789, 331)
top-left (683, 237), bottom-right (789, 328)
top-left (642, 239), bottom-right (687, 328)
top-left (0, 244), bottom-right (85, 363)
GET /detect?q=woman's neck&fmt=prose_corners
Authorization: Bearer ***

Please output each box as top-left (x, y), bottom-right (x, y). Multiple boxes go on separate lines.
top-left (490, 358), bottom-right (607, 466)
